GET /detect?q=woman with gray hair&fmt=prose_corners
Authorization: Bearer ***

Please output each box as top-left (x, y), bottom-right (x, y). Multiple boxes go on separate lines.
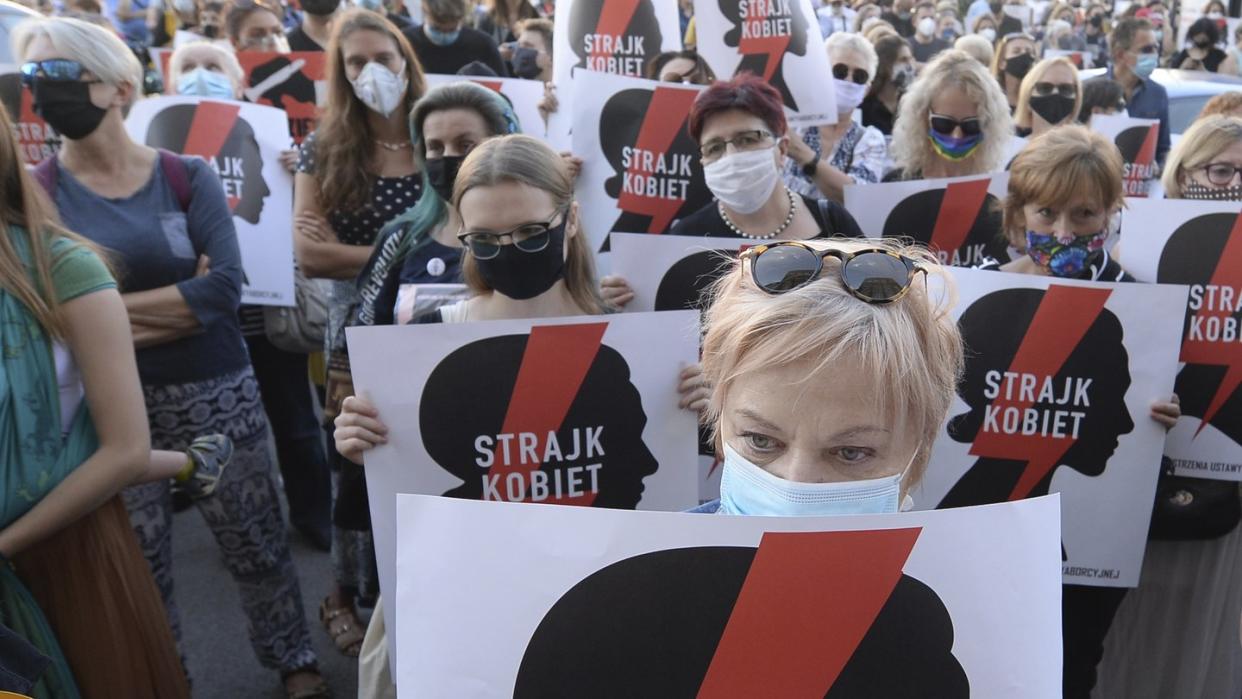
top-left (885, 48), bottom-right (1013, 180)
top-left (13, 15), bottom-right (327, 699)
top-left (784, 32), bottom-right (888, 204)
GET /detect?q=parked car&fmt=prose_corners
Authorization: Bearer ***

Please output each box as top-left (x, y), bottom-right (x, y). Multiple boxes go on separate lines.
top-left (1079, 68), bottom-right (1242, 135)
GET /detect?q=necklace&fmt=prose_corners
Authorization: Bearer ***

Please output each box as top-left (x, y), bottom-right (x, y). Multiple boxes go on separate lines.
top-left (719, 187), bottom-right (798, 240)
top-left (375, 139), bottom-right (412, 151)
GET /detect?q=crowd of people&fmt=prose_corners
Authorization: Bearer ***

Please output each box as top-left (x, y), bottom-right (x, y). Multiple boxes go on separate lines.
top-left (1, 0), bottom-right (1241, 696)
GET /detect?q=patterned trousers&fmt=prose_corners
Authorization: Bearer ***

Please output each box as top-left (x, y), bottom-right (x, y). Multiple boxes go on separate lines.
top-left (122, 366), bottom-right (318, 675)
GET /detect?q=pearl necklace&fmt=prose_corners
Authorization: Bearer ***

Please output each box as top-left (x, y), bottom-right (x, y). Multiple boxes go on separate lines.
top-left (375, 139), bottom-right (412, 151)
top-left (719, 187), bottom-right (798, 240)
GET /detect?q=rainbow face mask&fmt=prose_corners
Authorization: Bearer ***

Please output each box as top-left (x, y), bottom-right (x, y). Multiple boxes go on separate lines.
top-left (928, 128), bottom-right (982, 161)
top-left (1025, 229), bottom-right (1109, 277)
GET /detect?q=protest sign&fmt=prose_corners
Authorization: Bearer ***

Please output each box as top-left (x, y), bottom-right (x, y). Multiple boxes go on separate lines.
top-left (1090, 113), bottom-right (1159, 198)
top-left (1044, 48), bottom-right (1093, 69)
top-left (549, 0), bottom-right (682, 145)
top-left (236, 51), bottom-right (326, 144)
top-left (1119, 199), bottom-right (1242, 481)
top-left (911, 267), bottom-right (1186, 586)
top-left (347, 311), bottom-right (702, 665)
top-left (127, 96), bottom-right (296, 306)
top-left (845, 173), bottom-right (1011, 267)
top-left (695, 0), bottom-right (839, 126)
top-left (394, 493), bottom-right (1063, 696)
top-left (0, 72), bottom-right (58, 165)
top-left (571, 72), bottom-right (711, 251)
top-left (423, 73), bottom-right (547, 139)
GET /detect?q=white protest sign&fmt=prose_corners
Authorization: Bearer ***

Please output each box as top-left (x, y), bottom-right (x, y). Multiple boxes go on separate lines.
top-left (911, 267), bottom-right (1186, 586)
top-left (1091, 113), bottom-right (1160, 198)
top-left (695, 0), bottom-right (839, 126)
top-left (395, 493), bottom-right (1063, 696)
top-left (571, 72), bottom-right (711, 251)
top-left (845, 172), bottom-right (1011, 267)
top-left (126, 96), bottom-right (295, 306)
top-left (1044, 48), bottom-right (1093, 69)
top-left (347, 311), bottom-right (702, 666)
top-left (423, 73), bottom-right (548, 139)
top-left (549, 0), bottom-right (682, 147)
top-left (1119, 198), bottom-right (1242, 481)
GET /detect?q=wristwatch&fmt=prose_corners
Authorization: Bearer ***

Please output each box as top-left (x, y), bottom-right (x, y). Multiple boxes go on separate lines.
top-left (801, 159), bottom-right (819, 178)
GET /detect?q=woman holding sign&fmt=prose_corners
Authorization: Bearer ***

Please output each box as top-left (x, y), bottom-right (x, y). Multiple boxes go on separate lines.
top-left (886, 49), bottom-right (1013, 181)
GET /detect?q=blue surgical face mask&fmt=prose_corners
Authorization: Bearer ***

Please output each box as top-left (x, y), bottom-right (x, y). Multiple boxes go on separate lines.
top-left (176, 68), bottom-right (235, 100)
top-left (1134, 52), bottom-right (1157, 78)
top-left (424, 24), bottom-right (461, 46)
top-left (717, 444), bottom-right (912, 516)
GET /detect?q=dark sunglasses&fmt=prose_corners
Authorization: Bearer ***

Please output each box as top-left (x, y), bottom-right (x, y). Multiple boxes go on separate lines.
top-left (1032, 81), bottom-right (1077, 98)
top-left (832, 63), bottom-right (870, 84)
top-left (457, 211), bottom-right (564, 260)
top-left (741, 242), bottom-right (927, 303)
top-left (928, 113), bottom-right (983, 136)
top-left (20, 59), bottom-right (95, 86)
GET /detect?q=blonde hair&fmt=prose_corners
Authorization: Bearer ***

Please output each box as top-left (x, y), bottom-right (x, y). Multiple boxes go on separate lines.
top-left (700, 238), bottom-right (964, 488)
top-left (825, 31), bottom-right (878, 79)
top-left (453, 135), bottom-right (605, 315)
top-left (1161, 116), bottom-right (1242, 199)
top-left (1004, 125), bottom-right (1122, 247)
top-left (891, 49), bottom-right (1013, 176)
top-left (12, 16), bottom-right (143, 97)
top-left (1013, 57), bottom-right (1082, 130)
top-left (167, 42), bottom-right (244, 96)
top-left (955, 34), bottom-right (996, 65)
top-left (989, 32), bottom-right (1037, 84)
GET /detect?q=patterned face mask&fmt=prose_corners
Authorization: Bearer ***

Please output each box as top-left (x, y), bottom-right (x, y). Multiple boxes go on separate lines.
top-left (1182, 181), bottom-right (1242, 201)
top-left (1025, 229), bottom-right (1109, 277)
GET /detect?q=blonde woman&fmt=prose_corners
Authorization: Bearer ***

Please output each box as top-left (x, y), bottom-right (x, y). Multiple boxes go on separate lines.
top-left (1013, 56), bottom-right (1082, 138)
top-left (1159, 115), bottom-right (1242, 200)
top-left (886, 49), bottom-right (1013, 180)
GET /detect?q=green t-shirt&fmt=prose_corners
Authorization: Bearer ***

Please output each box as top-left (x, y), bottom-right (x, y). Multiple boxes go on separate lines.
top-left (48, 237), bottom-right (116, 304)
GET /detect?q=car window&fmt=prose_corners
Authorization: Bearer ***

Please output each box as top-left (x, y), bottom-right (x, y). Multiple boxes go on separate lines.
top-left (1169, 95), bottom-right (1210, 136)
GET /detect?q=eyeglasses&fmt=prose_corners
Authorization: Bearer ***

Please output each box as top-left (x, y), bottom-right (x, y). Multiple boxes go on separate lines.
top-left (832, 63), bottom-right (870, 84)
top-left (928, 113), bottom-right (982, 136)
top-left (1199, 162), bottom-right (1242, 186)
top-left (20, 59), bottom-right (96, 86)
top-left (457, 210), bottom-right (564, 260)
top-left (699, 129), bottom-right (774, 163)
top-left (741, 242), bottom-right (927, 303)
top-left (1031, 81), bottom-right (1077, 98)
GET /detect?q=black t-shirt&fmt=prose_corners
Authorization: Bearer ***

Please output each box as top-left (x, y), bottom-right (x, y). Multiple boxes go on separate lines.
top-left (286, 24), bottom-right (324, 52)
top-left (997, 13), bottom-right (1023, 35)
top-left (402, 24), bottom-right (508, 76)
top-left (861, 95), bottom-right (896, 135)
top-left (667, 193), bottom-right (864, 239)
top-left (1170, 47), bottom-right (1227, 72)
top-left (909, 36), bottom-right (951, 63)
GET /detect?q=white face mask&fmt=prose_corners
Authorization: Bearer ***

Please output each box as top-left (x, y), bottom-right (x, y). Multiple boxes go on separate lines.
top-left (980, 27), bottom-right (997, 42)
top-left (833, 77), bottom-right (868, 113)
top-left (917, 16), bottom-right (937, 36)
top-left (702, 146), bottom-right (780, 215)
top-left (349, 60), bottom-right (407, 117)
top-left (718, 444), bottom-right (915, 516)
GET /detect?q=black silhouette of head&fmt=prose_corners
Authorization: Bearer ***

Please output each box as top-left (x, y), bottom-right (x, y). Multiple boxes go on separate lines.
top-left (247, 55), bottom-right (317, 111)
top-left (145, 103), bottom-right (270, 224)
top-left (948, 288), bottom-right (1134, 486)
top-left (568, 0), bottom-right (663, 74)
top-left (599, 87), bottom-right (711, 236)
top-left (654, 249), bottom-right (735, 311)
top-left (881, 189), bottom-right (1008, 266)
top-left (719, 0), bottom-right (810, 109)
top-left (513, 545), bottom-right (969, 697)
top-left (1113, 125), bottom-right (1154, 165)
top-left (1157, 213), bottom-right (1242, 444)
top-left (419, 333), bottom-right (659, 509)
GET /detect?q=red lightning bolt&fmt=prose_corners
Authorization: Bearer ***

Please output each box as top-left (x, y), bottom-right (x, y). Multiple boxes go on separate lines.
top-left (697, 528), bottom-right (922, 697)
top-left (614, 86), bottom-right (700, 233)
top-left (588, 0), bottom-right (642, 73)
top-left (491, 323), bottom-right (608, 506)
top-left (1122, 124), bottom-right (1159, 197)
top-left (969, 285), bottom-right (1113, 500)
top-left (1181, 213), bottom-right (1242, 437)
top-left (737, 0), bottom-right (792, 82)
top-left (183, 101), bottom-right (242, 210)
top-left (469, 79), bottom-right (504, 93)
top-left (927, 177), bottom-right (992, 261)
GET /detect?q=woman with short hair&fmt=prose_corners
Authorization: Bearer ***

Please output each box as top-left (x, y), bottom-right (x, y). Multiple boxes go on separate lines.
top-left (1014, 56), bottom-right (1082, 138)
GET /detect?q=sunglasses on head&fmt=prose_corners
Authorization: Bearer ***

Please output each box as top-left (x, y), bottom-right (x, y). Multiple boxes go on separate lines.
top-left (928, 113), bottom-right (982, 136)
top-left (741, 242), bottom-right (927, 303)
top-left (20, 59), bottom-right (93, 86)
top-left (1032, 81), bottom-right (1077, 98)
top-left (832, 63), bottom-right (870, 84)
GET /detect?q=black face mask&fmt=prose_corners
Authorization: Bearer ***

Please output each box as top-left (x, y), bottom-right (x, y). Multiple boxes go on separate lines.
top-left (511, 47), bottom-right (542, 80)
top-left (474, 221), bottom-right (566, 300)
top-left (426, 155), bottom-right (464, 202)
top-left (1004, 52), bottom-right (1035, 79)
top-left (1029, 93), bottom-right (1077, 125)
top-left (300, 0), bottom-right (340, 16)
top-left (31, 79), bottom-right (107, 141)
top-left (202, 23), bottom-right (219, 38)
top-left (1089, 13), bottom-right (1103, 27)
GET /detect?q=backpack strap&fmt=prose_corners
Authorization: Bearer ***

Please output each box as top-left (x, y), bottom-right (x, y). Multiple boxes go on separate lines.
top-left (33, 155), bottom-right (58, 200)
top-left (158, 149), bottom-right (192, 213)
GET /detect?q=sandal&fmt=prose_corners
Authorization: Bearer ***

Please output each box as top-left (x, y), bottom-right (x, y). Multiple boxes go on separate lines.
top-left (284, 669), bottom-right (331, 699)
top-left (319, 596), bottom-right (364, 657)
